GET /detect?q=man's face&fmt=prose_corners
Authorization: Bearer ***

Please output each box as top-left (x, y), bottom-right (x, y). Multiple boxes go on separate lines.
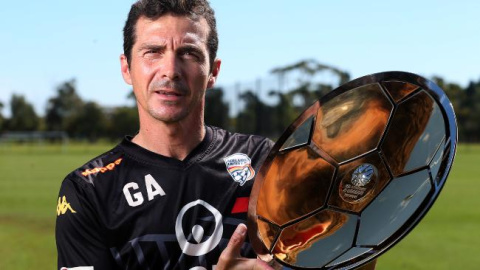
top-left (121, 14), bottom-right (220, 123)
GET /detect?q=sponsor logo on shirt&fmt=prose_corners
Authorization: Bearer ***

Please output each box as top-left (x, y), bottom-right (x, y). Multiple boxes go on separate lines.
top-left (81, 158), bottom-right (122, 177)
top-left (175, 199), bottom-right (223, 256)
top-left (57, 196), bottom-right (76, 216)
top-left (60, 267), bottom-right (93, 270)
top-left (223, 153), bottom-right (255, 186)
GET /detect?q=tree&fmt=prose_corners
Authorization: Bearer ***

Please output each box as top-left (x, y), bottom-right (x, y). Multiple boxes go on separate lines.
top-left (68, 101), bottom-right (107, 142)
top-left (45, 79), bottom-right (84, 133)
top-left (271, 59), bottom-right (350, 90)
top-left (268, 90), bottom-right (297, 137)
top-left (432, 76), bottom-right (467, 140)
top-left (0, 101), bottom-right (4, 132)
top-left (127, 89), bottom-right (136, 104)
top-left (262, 59), bottom-right (350, 139)
top-left (433, 76), bottom-right (480, 142)
top-left (461, 80), bottom-right (480, 142)
top-left (432, 76), bottom-right (464, 110)
top-left (235, 91), bottom-right (257, 134)
top-left (107, 106), bottom-right (139, 140)
top-left (236, 91), bottom-right (275, 137)
top-left (7, 94), bottom-right (39, 131)
top-left (205, 87), bottom-right (230, 129)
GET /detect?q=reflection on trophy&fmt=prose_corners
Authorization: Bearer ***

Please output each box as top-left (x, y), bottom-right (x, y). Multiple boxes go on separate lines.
top-left (248, 72), bottom-right (457, 269)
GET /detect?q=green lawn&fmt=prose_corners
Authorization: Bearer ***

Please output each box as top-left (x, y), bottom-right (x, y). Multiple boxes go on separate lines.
top-left (0, 143), bottom-right (478, 269)
top-left (0, 142), bottom-right (116, 269)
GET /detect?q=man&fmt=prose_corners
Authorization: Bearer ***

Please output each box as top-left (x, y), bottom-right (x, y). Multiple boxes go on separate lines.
top-left (56, 0), bottom-right (274, 269)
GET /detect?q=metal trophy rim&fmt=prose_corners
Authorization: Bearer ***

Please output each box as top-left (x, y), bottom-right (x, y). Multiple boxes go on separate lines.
top-left (247, 71), bottom-right (458, 269)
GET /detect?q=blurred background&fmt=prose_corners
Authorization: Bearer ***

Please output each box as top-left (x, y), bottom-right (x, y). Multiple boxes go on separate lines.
top-left (0, 0), bottom-right (479, 269)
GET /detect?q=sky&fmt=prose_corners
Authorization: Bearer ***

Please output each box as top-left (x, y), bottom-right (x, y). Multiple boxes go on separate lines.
top-left (1, 0), bottom-right (479, 116)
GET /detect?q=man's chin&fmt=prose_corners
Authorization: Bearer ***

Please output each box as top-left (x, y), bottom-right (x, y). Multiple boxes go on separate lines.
top-left (149, 110), bottom-right (188, 124)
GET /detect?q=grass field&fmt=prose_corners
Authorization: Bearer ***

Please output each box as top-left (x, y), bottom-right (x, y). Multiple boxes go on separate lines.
top-left (0, 142), bottom-right (478, 269)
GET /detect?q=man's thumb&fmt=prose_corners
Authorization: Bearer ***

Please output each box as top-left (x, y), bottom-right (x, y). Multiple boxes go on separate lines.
top-left (223, 223), bottom-right (248, 257)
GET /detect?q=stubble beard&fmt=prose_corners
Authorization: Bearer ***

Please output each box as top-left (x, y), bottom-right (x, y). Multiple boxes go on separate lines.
top-left (147, 101), bottom-right (190, 123)
top-left (146, 79), bottom-right (192, 123)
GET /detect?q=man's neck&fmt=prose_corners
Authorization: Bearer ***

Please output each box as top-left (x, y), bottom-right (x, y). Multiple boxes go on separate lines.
top-left (132, 118), bottom-right (205, 161)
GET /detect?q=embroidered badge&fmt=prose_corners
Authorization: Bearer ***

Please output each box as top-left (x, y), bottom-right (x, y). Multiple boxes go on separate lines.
top-left (223, 153), bottom-right (255, 186)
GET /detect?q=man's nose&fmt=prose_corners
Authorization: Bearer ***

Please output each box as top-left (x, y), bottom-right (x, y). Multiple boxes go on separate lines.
top-left (161, 52), bottom-right (180, 80)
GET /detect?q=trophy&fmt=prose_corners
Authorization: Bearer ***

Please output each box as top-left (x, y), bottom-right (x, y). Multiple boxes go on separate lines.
top-left (247, 71), bottom-right (457, 269)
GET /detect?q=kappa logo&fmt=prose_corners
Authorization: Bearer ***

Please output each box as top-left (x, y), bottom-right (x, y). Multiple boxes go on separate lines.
top-left (57, 196), bottom-right (76, 216)
top-left (223, 153), bottom-right (255, 186)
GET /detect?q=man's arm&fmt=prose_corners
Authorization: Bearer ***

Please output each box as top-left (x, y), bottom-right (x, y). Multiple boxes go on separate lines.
top-left (56, 177), bottom-right (118, 269)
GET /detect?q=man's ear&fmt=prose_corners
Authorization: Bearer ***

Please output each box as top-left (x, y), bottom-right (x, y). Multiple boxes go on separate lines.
top-left (120, 54), bottom-right (132, 85)
top-left (207, 58), bottom-right (221, 89)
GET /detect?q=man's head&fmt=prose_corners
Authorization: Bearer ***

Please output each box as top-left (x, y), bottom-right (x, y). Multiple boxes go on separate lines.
top-left (123, 0), bottom-right (218, 71)
top-left (120, 0), bottom-right (221, 125)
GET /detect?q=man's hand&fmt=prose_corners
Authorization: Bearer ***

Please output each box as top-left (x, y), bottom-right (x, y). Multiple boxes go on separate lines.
top-left (216, 223), bottom-right (274, 270)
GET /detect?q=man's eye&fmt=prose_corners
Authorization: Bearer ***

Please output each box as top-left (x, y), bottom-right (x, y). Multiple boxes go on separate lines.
top-left (145, 50), bottom-right (159, 55)
top-left (181, 50), bottom-right (201, 61)
top-left (183, 52), bottom-right (195, 58)
top-left (143, 50), bottom-right (164, 60)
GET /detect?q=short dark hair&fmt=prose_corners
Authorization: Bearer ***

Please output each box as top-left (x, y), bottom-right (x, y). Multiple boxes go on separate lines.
top-left (123, 0), bottom-right (218, 71)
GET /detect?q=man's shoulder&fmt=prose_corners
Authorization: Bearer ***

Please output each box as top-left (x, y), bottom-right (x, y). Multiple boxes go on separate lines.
top-left (206, 126), bottom-right (275, 167)
top-left (62, 142), bottom-right (125, 187)
top-left (210, 126), bottom-right (274, 147)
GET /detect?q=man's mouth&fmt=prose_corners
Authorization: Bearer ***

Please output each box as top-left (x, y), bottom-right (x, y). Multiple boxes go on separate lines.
top-left (155, 90), bottom-right (183, 96)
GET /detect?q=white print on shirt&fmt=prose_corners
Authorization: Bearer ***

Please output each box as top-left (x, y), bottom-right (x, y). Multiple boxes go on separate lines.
top-left (175, 199), bottom-right (223, 256)
top-left (123, 174), bottom-right (166, 207)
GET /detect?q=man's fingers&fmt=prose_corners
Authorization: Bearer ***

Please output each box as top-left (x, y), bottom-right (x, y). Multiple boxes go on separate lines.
top-left (217, 224), bottom-right (274, 270)
top-left (223, 223), bottom-right (247, 258)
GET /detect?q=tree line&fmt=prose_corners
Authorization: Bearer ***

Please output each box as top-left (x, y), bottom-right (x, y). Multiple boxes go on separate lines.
top-left (1, 60), bottom-right (479, 142)
top-left (0, 79), bottom-right (139, 142)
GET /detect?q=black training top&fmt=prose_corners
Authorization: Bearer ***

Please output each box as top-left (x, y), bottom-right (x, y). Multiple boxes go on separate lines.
top-left (56, 126), bottom-right (273, 270)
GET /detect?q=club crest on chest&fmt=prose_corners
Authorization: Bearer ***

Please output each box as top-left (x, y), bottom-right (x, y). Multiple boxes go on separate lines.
top-left (223, 153), bottom-right (255, 186)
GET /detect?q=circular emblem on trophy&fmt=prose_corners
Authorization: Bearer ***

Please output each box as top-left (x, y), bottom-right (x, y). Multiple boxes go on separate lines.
top-left (340, 163), bottom-right (378, 203)
top-left (351, 164), bottom-right (375, 187)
